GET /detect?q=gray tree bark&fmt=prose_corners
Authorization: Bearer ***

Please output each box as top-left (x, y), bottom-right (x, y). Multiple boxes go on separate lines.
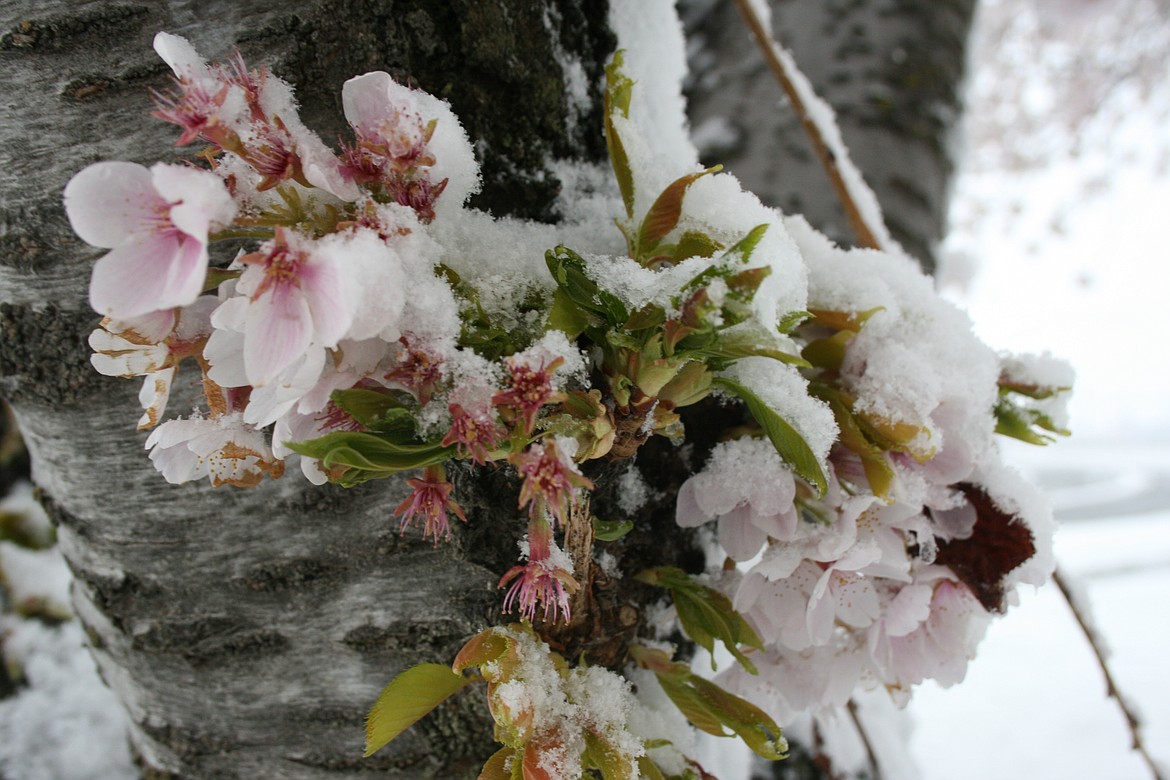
top-left (684, 0), bottom-right (976, 272)
top-left (0, 2), bottom-right (617, 777)
top-left (0, 1), bottom-right (974, 778)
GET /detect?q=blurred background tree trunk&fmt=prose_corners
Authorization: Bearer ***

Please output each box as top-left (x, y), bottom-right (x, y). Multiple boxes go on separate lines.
top-left (0, 1), bottom-right (973, 778)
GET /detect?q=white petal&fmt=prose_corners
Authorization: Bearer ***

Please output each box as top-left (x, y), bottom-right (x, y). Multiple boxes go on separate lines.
top-left (153, 32), bottom-right (211, 81)
top-left (64, 162), bottom-right (157, 248)
top-left (718, 505), bottom-right (767, 562)
top-left (152, 164), bottom-right (237, 232)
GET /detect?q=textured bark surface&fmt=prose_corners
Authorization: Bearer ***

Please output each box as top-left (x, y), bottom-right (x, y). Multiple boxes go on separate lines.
top-left (0, 2), bottom-right (616, 777)
top-left (685, 0), bottom-right (977, 271)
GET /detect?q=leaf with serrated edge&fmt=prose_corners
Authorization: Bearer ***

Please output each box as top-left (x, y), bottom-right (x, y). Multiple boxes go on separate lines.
top-left (637, 168), bottom-right (720, 258)
top-left (365, 663), bottom-right (474, 757)
top-left (711, 377), bottom-right (827, 496)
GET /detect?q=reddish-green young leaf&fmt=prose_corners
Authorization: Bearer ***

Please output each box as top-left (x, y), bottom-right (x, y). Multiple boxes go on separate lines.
top-left (478, 747), bottom-right (521, 780)
top-left (453, 627), bottom-right (512, 676)
top-left (523, 741), bottom-right (555, 780)
top-left (637, 167), bottom-right (721, 258)
top-left (365, 663), bottom-right (474, 757)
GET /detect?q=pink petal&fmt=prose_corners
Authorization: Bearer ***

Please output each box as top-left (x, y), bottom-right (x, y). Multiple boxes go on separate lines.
top-left (64, 162), bottom-right (158, 248)
top-left (90, 233), bottom-right (199, 318)
top-left (300, 253), bottom-right (350, 347)
top-left (718, 505), bottom-right (767, 562)
top-left (341, 72), bottom-right (395, 135)
top-left (159, 233), bottom-right (210, 311)
top-left (244, 287), bottom-right (312, 386)
top-left (674, 479), bottom-right (711, 528)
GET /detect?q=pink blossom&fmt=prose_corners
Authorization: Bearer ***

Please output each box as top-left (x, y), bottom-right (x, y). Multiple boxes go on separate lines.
top-left (499, 561), bottom-right (576, 624)
top-left (871, 570), bottom-right (991, 692)
top-left (233, 228), bottom-right (349, 386)
top-left (498, 525), bottom-right (577, 624)
top-left (384, 338), bottom-right (444, 404)
top-left (492, 356), bottom-right (565, 436)
top-left (441, 403), bottom-right (505, 464)
top-left (510, 439), bottom-right (592, 528)
top-left (65, 162), bottom-right (236, 319)
top-left (394, 466), bottom-right (466, 543)
top-left (675, 438), bottom-right (799, 561)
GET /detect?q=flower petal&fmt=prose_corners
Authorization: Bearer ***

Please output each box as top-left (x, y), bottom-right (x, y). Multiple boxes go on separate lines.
top-left (90, 233), bottom-right (197, 318)
top-left (64, 161), bottom-right (158, 248)
top-left (244, 287), bottom-right (312, 386)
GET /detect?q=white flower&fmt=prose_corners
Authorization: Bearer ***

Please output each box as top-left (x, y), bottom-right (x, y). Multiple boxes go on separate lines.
top-left (65, 162), bottom-right (236, 319)
top-left (145, 412), bottom-right (283, 487)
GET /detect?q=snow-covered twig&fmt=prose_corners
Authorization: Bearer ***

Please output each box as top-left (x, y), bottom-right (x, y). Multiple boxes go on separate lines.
top-left (1053, 567), bottom-right (1167, 780)
top-left (729, 0), bottom-right (892, 252)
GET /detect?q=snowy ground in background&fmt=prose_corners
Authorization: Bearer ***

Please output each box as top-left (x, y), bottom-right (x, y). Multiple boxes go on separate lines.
top-left (907, 440), bottom-right (1170, 780)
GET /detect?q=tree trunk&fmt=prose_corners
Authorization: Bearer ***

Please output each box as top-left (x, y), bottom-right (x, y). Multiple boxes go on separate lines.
top-left (0, 2), bottom-right (615, 777)
top-left (684, 0), bottom-right (976, 272)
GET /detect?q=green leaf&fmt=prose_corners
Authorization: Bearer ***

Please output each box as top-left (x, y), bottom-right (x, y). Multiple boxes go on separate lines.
top-left (637, 168), bottom-right (721, 258)
top-left (994, 400), bottom-right (1059, 445)
top-left (477, 747), bottom-right (521, 780)
top-left (673, 231), bottom-right (724, 262)
top-left (593, 517), bottom-right (635, 542)
top-left (547, 287), bottom-right (592, 338)
top-left (605, 51), bottom-right (636, 220)
top-left (712, 377), bottom-right (828, 496)
top-left (624, 303), bottom-right (667, 331)
top-left (285, 431), bottom-right (453, 486)
top-left (330, 388), bottom-right (416, 430)
top-left (201, 267), bottom-right (241, 293)
top-left (632, 646), bottom-right (786, 763)
top-left (636, 567), bottom-right (762, 674)
top-left (685, 675), bottom-right (788, 761)
top-left (583, 731), bottom-right (637, 780)
top-left (814, 385), bottom-right (895, 498)
top-left (365, 663), bottom-right (474, 757)
top-left (545, 247), bottom-right (629, 327)
top-left (683, 224), bottom-right (770, 292)
top-left (777, 310), bottom-right (811, 335)
top-left (636, 756), bottom-right (669, 780)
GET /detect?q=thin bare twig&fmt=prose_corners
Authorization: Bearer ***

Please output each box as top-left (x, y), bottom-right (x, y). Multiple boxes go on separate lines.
top-left (846, 699), bottom-right (883, 780)
top-left (729, 0), bottom-right (885, 251)
top-left (1053, 567), bottom-right (1166, 780)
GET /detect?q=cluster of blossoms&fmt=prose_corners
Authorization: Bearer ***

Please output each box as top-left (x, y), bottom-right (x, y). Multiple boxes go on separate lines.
top-left (67, 30), bottom-right (1072, 778)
